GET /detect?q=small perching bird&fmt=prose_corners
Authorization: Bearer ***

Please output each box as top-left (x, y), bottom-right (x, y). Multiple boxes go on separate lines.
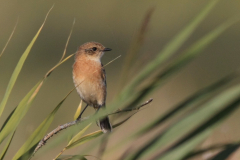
top-left (72, 42), bottom-right (112, 133)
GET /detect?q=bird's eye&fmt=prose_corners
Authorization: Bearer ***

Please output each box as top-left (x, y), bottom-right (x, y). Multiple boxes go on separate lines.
top-left (92, 47), bottom-right (97, 51)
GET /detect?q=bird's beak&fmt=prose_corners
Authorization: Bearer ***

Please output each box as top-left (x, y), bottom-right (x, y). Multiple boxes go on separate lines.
top-left (103, 48), bottom-right (112, 52)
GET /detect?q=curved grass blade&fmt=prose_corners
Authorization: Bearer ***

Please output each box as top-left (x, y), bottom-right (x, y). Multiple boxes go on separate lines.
top-left (74, 100), bottom-right (82, 120)
top-left (0, 17), bottom-right (19, 59)
top-left (180, 143), bottom-right (234, 160)
top-left (0, 107), bottom-right (16, 132)
top-left (157, 131), bottom-right (210, 160)
top-left (18, 144), bottom-right (37, 160)
top-left (57, 155), bottom-right (87, 160)
top-left (12, 89), bottom-right (74, 160)
top-left (66, 123), bottom-right (92, 149)
top-left (157, 97), bottom-right (240, 160)
top-left (14, 54), bottom-right (76, 159)
top-left (0, 15), bottom-right (75, 147)
top-left (57, 155), bottom-right (101, 160)
top-left (59, 18), bottom-right (75, 62)
top-left (106, 72), bottom-right (237, 156)
top-left (0, 40), bottom-right (74, 146)
top-left (45, 17), bottom-right (76, 78)
top-left (119, 0), bottom-right (219, 97)
top-left (53, 112), bottom-right (139, 160)
top-left (0, 80), bottom-right (42, 144)
top-left (65, 112), bottom-right (138, 152)
top-left (79, 111), bottom-right (141, 156)
top-left (134, 72), bottom-right (237, 136)
top-left (0, 131), bottom-right (15, 160)
top-left (124, 13), bottom-right (240, 110)
top-left (129, 84), bottom-right (240, 160)
top-left (119, 7), bottom-right (154, 88)
top-left (0, 6), bottom-right (53, 118)
top-left (209, 143), bottom-right (240, 160)
top-left (110, 16), bottom-right (240, 158)
top-left (106, 0), bottom-right (222, 123)
top-left (68, 130), bottom-right (103, 150)
top-left (54, 124), bottom-right (92, 159)
top-left (45, 53), bottom-right (74, 78)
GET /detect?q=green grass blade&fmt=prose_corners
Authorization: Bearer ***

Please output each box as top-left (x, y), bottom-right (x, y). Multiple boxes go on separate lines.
top-left (65, 112), bottom-right (138, 150)
top-left (74, 112), bottom-right (139, 157)
top-left (59, 18), bottom-right (75, 62)
top-left (0, 107), bottom-right (16, 132)
top-left (209, 144), bottom-right (240, 160)
top-left (158, 98), bottom-right (240, 160)
top-left (78, 112), bottom-right (139, 147)
top-left (0, 80), bottom-right (43, 144)
top-left (16, 85), bottom-right (79, 159)
top-left (135, 72), bottom-right (236, 136)
top-left (54, 124), bottom-right (92, 159)
top-left (57, 155), bottom-right (87, 160)
top-left (180, 143), bottom-right (236, 160)
top-left (67, 130), bottom-right (103, 150)
top-left (0, 131), bottom-right (15, 160)
top-left (124, 14), bottom-right (240, 110)
top-left (17, 144), bottom-right (37, 160)
top-left (108, 0), bottom-right (225, 117)
top-left (12, 90), bottom-right (71, 160)
top-left (52, 112), bottom-right (138, 157)
top-left (158, 131), bottom-right (210, 160)
top-left (0, 17), bottom-right (18, 59)
top-left (0, 5), bottom-right (74, 148)
top-left (0, 6), bottom-right (53, 118)
top-left (74, 100), bottom-right (82, 120)
top-left (122, 0), bottom-right (219, 93)
top-left (108, 73), bottom-right (236, 155)
top-left (66, 123), bottom-right (92, 149)
top-left (119, 7), bottom-right (154, 88)
top-left (129, 84), bottom-right (240, 159)
top-left (103, 15), bottom-right (240, 155)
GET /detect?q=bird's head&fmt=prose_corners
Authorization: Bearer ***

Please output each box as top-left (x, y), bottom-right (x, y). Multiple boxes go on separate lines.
top-left (77, 42), bottom-right (112, 60)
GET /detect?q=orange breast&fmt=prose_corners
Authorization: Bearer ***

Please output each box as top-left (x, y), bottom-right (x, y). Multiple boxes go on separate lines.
top-left (73, 54), bottom-right (106, 108)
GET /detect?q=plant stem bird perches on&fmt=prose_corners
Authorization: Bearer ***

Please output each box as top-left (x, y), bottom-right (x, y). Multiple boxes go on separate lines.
top-left (32, 98), bottom-right (153, 158)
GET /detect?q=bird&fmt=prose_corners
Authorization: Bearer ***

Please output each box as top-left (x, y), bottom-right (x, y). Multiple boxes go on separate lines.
top-left (72, 42), bottom-right (112, 133)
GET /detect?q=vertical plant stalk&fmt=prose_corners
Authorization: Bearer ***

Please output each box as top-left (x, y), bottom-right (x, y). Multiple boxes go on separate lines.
top-left (119, 7), bottom-right (154, 88)
top-left (45, 18), bottom-right (76, 78)
top-left (0, 17), bottom-right (19, 59)
top-left (59, 18), bottom-right (75, 62)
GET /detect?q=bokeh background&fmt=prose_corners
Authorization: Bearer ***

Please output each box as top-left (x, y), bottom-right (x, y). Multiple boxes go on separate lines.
top-left (0, 0), bottom-right (240, 159)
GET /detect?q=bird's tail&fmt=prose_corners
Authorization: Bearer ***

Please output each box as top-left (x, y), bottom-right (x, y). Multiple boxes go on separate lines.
top-left (99, 116), bottom-right (112, 133)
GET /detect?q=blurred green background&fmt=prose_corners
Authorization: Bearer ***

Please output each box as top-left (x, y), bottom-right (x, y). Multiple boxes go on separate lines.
top-left (0, 0), bottom-right (240, 159)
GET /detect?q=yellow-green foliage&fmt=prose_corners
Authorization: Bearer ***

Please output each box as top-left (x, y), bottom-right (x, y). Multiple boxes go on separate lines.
top-left (0, 0), bottom-right (240, 160)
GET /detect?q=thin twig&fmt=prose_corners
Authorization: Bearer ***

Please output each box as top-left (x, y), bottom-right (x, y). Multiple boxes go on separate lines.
top-left (45, 18), bottom-right (76, 78)
top-left (109, 98), bottom-right (153, 115)
top-left (59, 18), bottom-right (75, 62)
top-left (0, 17), bottom-right (19, 59)
top-left (32, 98), bottom-right (153, 158)
top-left (32, 117), bottom-right (88, 156)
